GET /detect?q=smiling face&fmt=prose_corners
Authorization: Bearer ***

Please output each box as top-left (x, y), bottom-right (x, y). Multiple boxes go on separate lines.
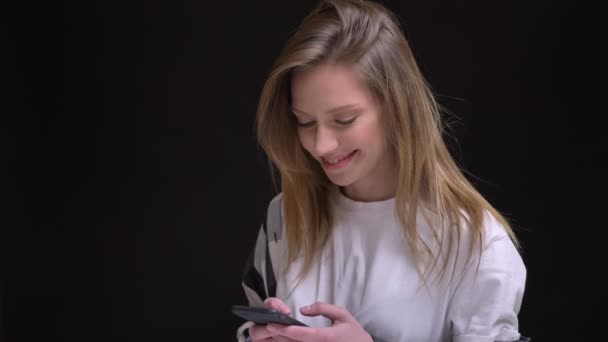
top-left (290, 63), bottom-right (396, 201)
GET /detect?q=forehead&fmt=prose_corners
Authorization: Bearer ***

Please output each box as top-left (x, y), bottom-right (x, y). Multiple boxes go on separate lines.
top-left (290, 63), bottom-right (376, 114)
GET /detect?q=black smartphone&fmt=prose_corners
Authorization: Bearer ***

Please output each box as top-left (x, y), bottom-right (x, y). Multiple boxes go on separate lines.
top-left (231, 305), bottom-right (309, 327)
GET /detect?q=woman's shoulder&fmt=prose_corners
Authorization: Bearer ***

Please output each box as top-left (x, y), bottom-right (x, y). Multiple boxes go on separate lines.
top-left (479, 210), bottom-right (512, 244)
top-left (458, 210), bottom-right (524, 273)
top-left (421, 207), bottom-right (519, 268)
top-left (262, 192), bottom-right (285, 243)
top-left (265, 193), bottom-right (284, 223)
top-left (452, 208), bottom-right (512, 246)
top-left (268, 192), bottom-right (284, 209)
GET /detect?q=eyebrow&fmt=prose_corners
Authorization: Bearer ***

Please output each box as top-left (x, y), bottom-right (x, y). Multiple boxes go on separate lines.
top-left (291, 104), bottom-right (361, 116)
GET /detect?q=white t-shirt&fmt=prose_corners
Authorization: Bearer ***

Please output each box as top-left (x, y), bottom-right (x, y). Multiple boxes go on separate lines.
top-left (237, 189), bottom-right (527, 342)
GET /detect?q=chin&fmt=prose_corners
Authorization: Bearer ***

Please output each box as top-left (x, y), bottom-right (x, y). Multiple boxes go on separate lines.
top-left (326, 174), bottom-right (356, 187)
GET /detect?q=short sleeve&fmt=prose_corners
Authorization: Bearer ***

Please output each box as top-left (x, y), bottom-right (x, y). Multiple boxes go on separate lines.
top-left (448, 230), bottom-right (527, 342)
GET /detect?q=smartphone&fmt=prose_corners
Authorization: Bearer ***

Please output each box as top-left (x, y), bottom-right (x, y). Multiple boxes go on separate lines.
top-left (231, 305), bottom-right (309, 327)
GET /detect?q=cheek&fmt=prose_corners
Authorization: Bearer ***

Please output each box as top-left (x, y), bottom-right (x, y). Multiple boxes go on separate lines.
top-left (351, 125), bottom-right (378, 146)
top-left (368, 120), bottom-right (386, 143)
top-left (297, 129), bottom-right (313, 153)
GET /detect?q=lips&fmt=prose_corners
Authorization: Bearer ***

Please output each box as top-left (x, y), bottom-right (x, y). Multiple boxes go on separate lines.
top-left (321, 150), bottom-right (358, 170)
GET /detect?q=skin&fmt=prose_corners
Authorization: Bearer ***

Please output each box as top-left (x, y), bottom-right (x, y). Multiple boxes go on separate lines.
top-left (291, 63), bottom-right (397, 202)
top-left (249, 298), bottom-right (373, 342)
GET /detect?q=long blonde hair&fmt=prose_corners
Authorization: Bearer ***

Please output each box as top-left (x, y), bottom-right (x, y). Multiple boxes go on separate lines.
top-left (255, 0), bottom-right (520, 285)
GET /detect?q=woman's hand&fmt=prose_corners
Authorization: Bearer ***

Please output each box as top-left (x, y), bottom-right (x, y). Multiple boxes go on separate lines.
top-left (249, 297), bottom-right (297, 341)
top-left (265, 301), bottom-right (373, 342)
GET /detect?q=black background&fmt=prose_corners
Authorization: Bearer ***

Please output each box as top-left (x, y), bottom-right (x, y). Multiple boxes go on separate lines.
top-left (9, 0), bottom-right (603, 341)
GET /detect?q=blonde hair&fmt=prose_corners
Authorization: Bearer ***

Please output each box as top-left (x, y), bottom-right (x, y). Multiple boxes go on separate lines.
top-left (255, 0), bottom-right (520, 285)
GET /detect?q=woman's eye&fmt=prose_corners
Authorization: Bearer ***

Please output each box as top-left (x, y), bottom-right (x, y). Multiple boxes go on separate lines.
top-left (296, 121), bottom-right (315, 127)
top-left (336, 117), bottom-right (357, 126)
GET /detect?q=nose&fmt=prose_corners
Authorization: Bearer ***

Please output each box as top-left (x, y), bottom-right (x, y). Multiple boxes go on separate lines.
top-left (314, 126), bottom-right (339, 157)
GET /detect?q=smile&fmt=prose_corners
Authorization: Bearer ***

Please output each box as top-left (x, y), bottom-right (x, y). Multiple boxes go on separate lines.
top-left (321, 150), bottom-right (358, 170)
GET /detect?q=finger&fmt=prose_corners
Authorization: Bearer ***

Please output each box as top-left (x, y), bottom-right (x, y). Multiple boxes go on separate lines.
top-left (248, 324), bottom-right (276, 340)
top-left (252, 338), bottom-right (276, 342)
top-left (267, 323), bottom-right (320, 342)
top-left (264, 297), bottom-right (292, 315)
top-left (272, 336), bottom-right (296, 342)
top-left (300, 302), bottom-right (351, 322)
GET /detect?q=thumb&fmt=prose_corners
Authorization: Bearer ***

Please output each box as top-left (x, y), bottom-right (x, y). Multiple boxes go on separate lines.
top-left (264, 297), bottom-right (291, 315)
top-left (300, 302), bottom-right (351, 322)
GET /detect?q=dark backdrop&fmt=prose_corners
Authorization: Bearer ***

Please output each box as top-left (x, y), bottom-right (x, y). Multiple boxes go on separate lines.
top-left (9, 0), bottom-right (601, 341)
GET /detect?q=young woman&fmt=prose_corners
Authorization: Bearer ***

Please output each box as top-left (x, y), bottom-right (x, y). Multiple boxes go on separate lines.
top-left (237, 1), bottom-right (529, 341)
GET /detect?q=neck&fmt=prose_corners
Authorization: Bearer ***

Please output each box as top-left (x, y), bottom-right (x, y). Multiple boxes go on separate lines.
top-left (342, 155), bottom-right (397, 202)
